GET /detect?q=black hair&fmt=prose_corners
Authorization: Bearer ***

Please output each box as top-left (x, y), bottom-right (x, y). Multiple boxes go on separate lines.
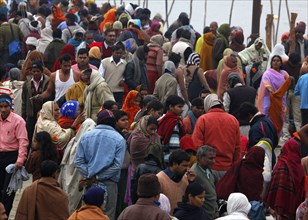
top-left (181, 29), bottom-right (191, 40)
top-left (191, 98), bottom-right (204, 107)
top-left (270, 55), bottom-right (282, 69)
top-left (139, 14), bottom-right (148, 22)
top-left (169, 52), bottom-right (181, 67)
top-left (119, 16), bottom-right (129, 28)
top-left (35, 131), bottom-right (58, 162)
top-left (65, 13), bottom-right (77, 21)
top-left (113, 110), bottom-right (128, 121)
top-left (288, 53), bottom-right (301, 65)
top-left (37, 6), bottom-right (46, 16)
top-left (77, 48), bottom-right (89, 56)
top-left (60, 0), bottom-right (69, 6)
top-left (147, 116), bottom-right (158, 127)
top-left (59, 54), bottom-right (72, 64)
top-left (182, 182), bottom-right (205, 203)
top-left (142, 8), bottom-right (151, 16)
top-left (144, 100), bottom-right (164, 116)
top-left (199, 89), bottom-right (211, 96)
top-left (181, 16), bottom-right (190, 26)
top-left (78, 9), bottom-right (89, 17)
top-left (165, 95), bottom-right (185, 110)
top-left (31, 60), bottom-right (44, 71)
top-left (203, 26), bottom-right (211, 34)
top-left (113, 42), bottom-right (125, 52)
top-left (40, 160), bottom-right (60, 177)
top-left (143, 45), bottom-right (150, 54)
top-left (103, 100), bottom-right (118, 110)
top-left (0, 13), bottom-right (7, 22)
top-left (52, 28), bottom-right (62, 39)
top-left (104, 28), bottom-right (116, 36)
top-left (168, 150), bottom-right (190, 167)
top-left (175, 28), bottom-right (183, 39)
top-left (238, 102), bottom-right (258, 120)
top-left (75, 32), bottom-right (84, 38)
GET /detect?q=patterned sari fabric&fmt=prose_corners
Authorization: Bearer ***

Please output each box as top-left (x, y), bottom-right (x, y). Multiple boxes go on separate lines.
top-left (266, 138), bottom-right (305, 219)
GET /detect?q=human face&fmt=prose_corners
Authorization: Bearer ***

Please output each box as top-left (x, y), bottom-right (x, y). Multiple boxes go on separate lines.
top-left (210, 22), bottom-right (218, 35)
top-left (149, 108), bottom-right (163, 119)
top-left (255, 42), bottom-right (262, 50)
top-left (0, 102), bottom-right (11, 120)
top-left (77, 53), bottom-right (89, 67)
top-left (295, 30), bottom-right (304, 40)
top-left (60, 60), bottom-right (72, 74)
top-left (199, 151), bottom-right (216, 169)
top-left (174, 160), bottom-right (190, 177)
top-left (0, 203), bottom-right (7, 220)
top-left (192, 105), bottom-right (204, 118)
top-left (113, 49), bottom-right (123, 63)
top-left (53, 103), bottom-right (60, 121)
top-left (146, 123), bottom-right (157, 136)
top-left (140, 90), bottom-right (148, 99)
top-left (134, 96), bottom-right (141, 107)
top-left (189, 191), bottom-right (205, 208)
top-left (31, 67), bottom-right (43, 81)
top-left (105, 31), bottom-right (116, 45)
top-left (32, 138), bottom-right (40, 150)
top-left (169, 104), bottom-right (184, 116)
top-left (271, 57), bottom-right (282, 70)
top-left (111, 105), bottom-right (118, 111)
top-left (116, 115), bottom-right (129, 130)
top-left (200, 92), bottom-right (210, 100)
top-left (85, 34), bottom-right (94, 45)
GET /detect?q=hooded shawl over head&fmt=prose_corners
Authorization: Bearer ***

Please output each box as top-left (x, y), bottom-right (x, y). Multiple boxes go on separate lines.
top-left (131, 46), bottom-right (149, 89)
top-left (89, 46), bottom-right (101, 59)
top-left (21, 50), bottom-right (45, 80)
top-left (52, 44), bottom-right (77, 72)
top-left (122, 90), bottom-right (140, 127)
top-left (200, 32), bottom-right (213, 71)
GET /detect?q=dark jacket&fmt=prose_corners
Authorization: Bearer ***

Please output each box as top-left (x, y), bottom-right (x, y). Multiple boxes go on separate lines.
top-left (284, 39), bottom-right (308, 60)
top-left (124, 61), bottom-right (149, 90)
top-left (43, 39), bottom-right (66, 70)
top-left (173, 203), bottom-right (209, 220)
top-left (89, 58), bottom-right (101, 69)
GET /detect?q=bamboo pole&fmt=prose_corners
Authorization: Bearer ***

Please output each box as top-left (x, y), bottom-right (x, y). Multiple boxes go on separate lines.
top-left (265, 14), bottom-right (273, 51)
top-left (269, 0), bottom-right (276, 46)
top-left (166, 0), bottom-right (175, 29)
top-left (229, 0), bottom-right (235, 26)
top-left (203, 0), bottom-right (207, 28)
top-left (189, 0), bottom-right (193, 20)
top-left (289, 12), bottom-right (298, 55)
top-left (165, 0), bottom-right (169, 28)
top-left (274, 0), bottom-right (282, 45)
top-left (285, 0), bottom-right (291, 26)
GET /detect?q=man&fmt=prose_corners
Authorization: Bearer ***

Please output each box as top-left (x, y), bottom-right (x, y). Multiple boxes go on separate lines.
top-left (199, 89), bottom-right (211, 100)
top-left (37, 54), bottom-right (79, 103)
top-left (68, 186), bottom-right (109, 220)
top-left (0, 12), bottom-right (23, 66)
top-left (76, 31), bottom-right (94, 51)
top-left (285, 21), bottom-right (308, 62)
top-left (118, 174), bottom-right (170, 220)
top-left (15, 160), bottom-right (69, 220)
top-left (209, 21), bottom-right (218, 36)
top-left (62, 13), bottom-right (85, 43)
top-left (99, 42), bottom-right (127, 108)
top-left (0, 94), bottom-right (28, 216)
top-left (22, 61), bottom-right (50, 148)
top-left (156, 150), bottom-right (195, 214)
top-left (191, 145), bottom-right (218, 219)
top-left (44, 28), bottom-right (66, 71)
top-left (212, 23), bottom-right (231, 68)
top-left (164, 12), bottom-right (188, 40)
top-left (0, 202), bottom-right (7, 220)
top-left (71, 48), bottom-right (98, 74)
top-left (172, 29), bottom-right (193, 68)
top-left (102, 29), bottom-right (116, 59)
top-left (295, 72), bottom-right (308, 126)
top-left (75, 110), bottom-right (126, 220)
top-left (183, 98), bottom-right (204, 135)
top-left (24, 36), bottom-right (38, 58)
top-left (192, 94), bottom-right (241, 181)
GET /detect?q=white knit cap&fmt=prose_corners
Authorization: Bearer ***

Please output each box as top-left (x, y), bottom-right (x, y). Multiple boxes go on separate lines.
top-left (25, 37), bottom-right (38, 47)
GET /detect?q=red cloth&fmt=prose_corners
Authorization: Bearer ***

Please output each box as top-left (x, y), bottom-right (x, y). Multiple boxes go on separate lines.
top-left (121, 90), bottom-right (140, 128)
top-left (180, 136), bottom-right (196, 152)
top-left (51, 5), bottom-right (66, 30)
top-left (266, 138), bottom-right (305, 218)
top-left (52, 44), bottom-right (77, 72)
top-left (157, 112), bottom-right (185, 145)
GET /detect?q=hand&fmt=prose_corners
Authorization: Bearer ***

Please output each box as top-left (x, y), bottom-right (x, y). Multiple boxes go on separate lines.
top-left (15, 162), bottom-right (23, 170)
top-left (30, 94), bottom-right (43, 101)
top-left (118, 80), bottom-right (125, 87)
top-left (72, 112), bottom-right (86, 128)
top-left (268, 207), bottom-right (277, 219)
top-left (186, 169), bottom-right (196, 182)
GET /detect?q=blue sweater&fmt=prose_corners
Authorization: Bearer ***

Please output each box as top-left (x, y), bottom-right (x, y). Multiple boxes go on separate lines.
top-left (294, 73), bottom-right (308, 109)
top-left (74, 124), bottom-right (126, 182)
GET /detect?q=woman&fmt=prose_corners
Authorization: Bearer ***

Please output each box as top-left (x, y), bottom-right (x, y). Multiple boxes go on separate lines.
top-left (267, 43), bottom-right (289, 69)
top-left (217, 53), bottom-right (243, 100)
top-left (146, 34), bottom-right (164, 94)
top-left (216, 193), bottom-right (251, 220)
top-left (199, 32), bottom-right (214, 71)
top-left (266, 138), bottom-right (305, 220)
top-left (173, 182), bottom-right (209, 220)
top-left (89, 46), bottom-right (101, 69)
top-left (50, 5), bottom-right (66, 30)
top-left (37, 28), bottom-right (53, 54)
top-left (122, 90), bottom-right (142, 128)
top-left (34, 101), bottom-right (77, 150)
top-left (146, 20), bottom-right (162, 37)
top-left (52, 44), bottom-right (77, 72)
top-left (20, 51), bottom-right (51, 81)
top-left (58, 118), bottom-right (96, 214)
top-left (258, 55), bottom-right (291, 133)
top-left (58, 100), bottom-right (84, 131)
top-left (25, 131), bottom-right (59, 181)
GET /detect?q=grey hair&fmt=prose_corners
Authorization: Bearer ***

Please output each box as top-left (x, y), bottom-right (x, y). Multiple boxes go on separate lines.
top-left (196, 145), bottom-right (216, 160)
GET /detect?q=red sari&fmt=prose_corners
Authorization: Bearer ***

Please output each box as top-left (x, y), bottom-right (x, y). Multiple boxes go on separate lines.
top-left (52, 45), bottom-right (77, 72)
top-left (121, 90), bottom-right (140, 129)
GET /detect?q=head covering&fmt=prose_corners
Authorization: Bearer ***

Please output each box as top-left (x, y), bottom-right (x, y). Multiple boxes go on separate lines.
top-left (163, 61), bottom-right (176, 75)
top-left (186, 52), bottom-right (200, 66)
top-left (40, 28), bottom-right (53, 42)
top-left (159, 194), bottom-right (171, 213)
top-left (295, 21), bottom-right (306, 33)
top-left (0, 94), bottom-right (12, 108)
top-left (135, 45), bottom-right (147, 60)
top-left (89, 46), bottom-right (101, 59)
top-left (89, 42), bottom-right (103, 50)
top-left (29, 20), bottom-right (41, 32)
top-left (60, 100), bottom-right (79, 118)
top-left (137, 173), bottom-right (161, 197)
top-left (125, 3), bottom-right (136, 16)
top-left (123, 38), bottom-right (137, 53)
top-left (40, 101), bottom-right (56, 121)
top-left (227, 193), bottom-right (251, 215)
top-left (149, 34), bottom-right (164, 47)
top-left (150, 19), bottom-right (161, 31)
top-left (9, 68), bottom-right (21, 81)
top-left (281, 32), bottom-right (289, 43)
top-left (122, 90), bottom-right (140, 127)
top-left (270, 43), bottom-right (289, 60)
top-left (180, 136), bottom-right (197, 152)
top-left (204, 94), bottom-right (222, 113)
top-left (113, 21), bottom-right (123, 30)
top-left (97, 109), bottom-right (114, 125)
top-left (225, 54), bottom-right (238, 69)
top-left (26, 37), bottom-right (38, 47)
top-left (227, 72), bottom-right (241, 88)
top-left (52, 5), bottom-right (65, 21)
top-left (21, 50), bottom-right (44, 80)
top-left (52, 44), bottom-right (76, 72)
top-left (83, 186), bottom-right (105, 207)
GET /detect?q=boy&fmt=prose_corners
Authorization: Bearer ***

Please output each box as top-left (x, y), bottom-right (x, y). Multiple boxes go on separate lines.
top-left (157, 95), bottom-right (185, 155)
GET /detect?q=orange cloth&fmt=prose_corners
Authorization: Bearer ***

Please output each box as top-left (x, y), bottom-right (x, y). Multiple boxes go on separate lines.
top-left (51, 5), bottom-right (66, 30)
top-left (268, 77), bottom-right (291, 133)
top-left (122, 90), bottom-right (140, 128)
top-left (99, 8), bottom-right (116, 31)
top-left (58, 116), bottom-right (81, 132)
top-left (68, 205), bottom-right (110, 220)
top-left (200, 32), bottom-right (213, 71)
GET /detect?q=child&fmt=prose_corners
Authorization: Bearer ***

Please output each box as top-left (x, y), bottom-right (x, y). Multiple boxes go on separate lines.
top-left (25, 131), bottom-right (59, 181)
top-left (114, 110), bottom-right (129, 137)
top-left (157, 95), bottom-right (186, 155)
top-left (103, 100), bottom-right (119, 111)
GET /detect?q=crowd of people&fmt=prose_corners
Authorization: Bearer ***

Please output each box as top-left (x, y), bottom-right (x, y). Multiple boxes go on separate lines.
top-left (0, 0), bottom-right (308, 219)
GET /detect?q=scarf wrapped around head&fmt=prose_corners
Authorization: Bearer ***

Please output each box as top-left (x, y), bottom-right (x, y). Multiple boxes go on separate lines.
top-left (227, 193), bottom-right (251, 215)
top-left (0, 94), bottom-right (12, 109)
top-left (52, 5), bottom-right (65, 21)
top-left (60, 100), bottom-right (79, 118)
top-left (217, 23), bottom-right (230, 47)
top-left (89, 46), bottom-right (101, 59)
top-left (163, 61), bottom-right (176, 76)
top-left (186, 52), bottom-right (200, 66)
top-left (148, 34), bottom-right (164, 47)
top-left (122, 90), bottom-right (140, 127)
top-left (29, 20), bottom-right (41, 32)
top-left (203, 94), bottom-right (222, 113)
top-left (52, 44), bottom-right (77, 72)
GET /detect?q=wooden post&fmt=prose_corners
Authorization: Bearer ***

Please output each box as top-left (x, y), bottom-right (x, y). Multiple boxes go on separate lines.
top-left (274, 0), bottom-right (282, 45)
top-left (165, 0), bottom-right (169, 29)
top-left (229, 0), bottom-right (235, 26)
top-left (289, 12), bottom-right (298, 55)
top-left (166, 0), bottom-right (175, 29)
top-left (285, 0), bottom-right (291, 26)
top-left (269, 0), bottom-right (276, 44)
top-left (266, 14), bottom-right (273, 51)
top-left (189, 0), bottom-right (193, 20)
top-left (203, 0), bottom-right (207, 28)
top-left (250, 0), bottom-right (262, 43)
